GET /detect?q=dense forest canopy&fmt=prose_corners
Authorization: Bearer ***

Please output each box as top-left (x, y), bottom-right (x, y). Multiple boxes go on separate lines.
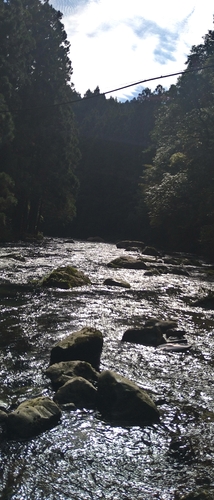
top-left (0, 0), bottom-right (80, 238)
top-left (0, 0), bottom-right (214, 259)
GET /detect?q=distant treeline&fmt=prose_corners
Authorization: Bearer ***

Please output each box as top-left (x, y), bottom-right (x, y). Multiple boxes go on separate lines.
top-left (1, 0), bottom-right (214, 259)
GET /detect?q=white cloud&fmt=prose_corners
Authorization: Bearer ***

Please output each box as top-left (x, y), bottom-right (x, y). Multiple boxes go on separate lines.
top-left (57, 0), bottom-right (214, 99)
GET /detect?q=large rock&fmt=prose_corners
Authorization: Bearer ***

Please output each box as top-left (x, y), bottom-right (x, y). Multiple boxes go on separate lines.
top-left (97, 370), bottom-right (159, 425)
top-left (107, 256), bottom-right (147, 270)
top-left (141, 246), bottom-right (161, 256)
top-left (6, 397), bottom-right (61, 439)
top-left (121, 326), bottom-right (165, 347)
top-left (41, 265), bottom-right (91, 289)
top-left (53, 376), bottom-right (97, 409)
top-left (45, 360), bottom-right (99, 390)
top-left (50, 327), bottom-right (103, 370)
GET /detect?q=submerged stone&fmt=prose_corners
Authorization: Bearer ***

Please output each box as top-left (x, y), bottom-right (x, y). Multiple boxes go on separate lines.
top-left (41, 265), bottom-right (91, 289)
top-left (6, 397), bottom-right (61, 439)
top-left (97, 370), bottom-right (159, 425)
top-left (50, 326), bottom-right (103, 370)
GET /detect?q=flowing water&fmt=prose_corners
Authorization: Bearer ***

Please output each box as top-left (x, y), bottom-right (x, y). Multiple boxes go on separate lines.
top-left (0, 238), bottom-right (214, 499)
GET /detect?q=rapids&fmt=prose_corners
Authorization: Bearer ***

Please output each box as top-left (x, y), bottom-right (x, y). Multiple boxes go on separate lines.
top-left (0, 238), bottom-right (214, 499)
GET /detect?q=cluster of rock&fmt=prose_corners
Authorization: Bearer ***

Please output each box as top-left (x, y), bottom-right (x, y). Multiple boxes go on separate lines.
top-left (1, 240), bottom-right (208, 441)
top-left (0, 326), bottom-right (160, 440)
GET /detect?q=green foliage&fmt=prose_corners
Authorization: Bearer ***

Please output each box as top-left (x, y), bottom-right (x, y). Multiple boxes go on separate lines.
top-left (140, 30), bottom-right (214, 254)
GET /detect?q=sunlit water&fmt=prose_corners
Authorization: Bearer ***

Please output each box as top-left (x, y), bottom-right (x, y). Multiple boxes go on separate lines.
top-left (0, 238), bottom-right (214, 499)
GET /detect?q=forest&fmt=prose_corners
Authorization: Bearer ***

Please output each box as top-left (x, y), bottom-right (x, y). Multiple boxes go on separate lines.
top-left (0, 0), bottom-right (214, 260)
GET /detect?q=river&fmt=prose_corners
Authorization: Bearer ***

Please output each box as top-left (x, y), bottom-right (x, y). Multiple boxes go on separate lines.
top-left (0, 238), bottom-right (214, 499)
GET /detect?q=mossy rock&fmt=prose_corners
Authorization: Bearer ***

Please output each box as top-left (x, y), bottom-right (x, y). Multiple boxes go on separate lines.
top-left (50, 326), bottom-right (103, 370)
top-left (6, 397), bottom-right (61, 439)
top-left (53, 376), bottom-right (97, 409)
top-left (45, 360), bottom-right (99, 390)
top-left (41, 266), bottom-right (91, 289)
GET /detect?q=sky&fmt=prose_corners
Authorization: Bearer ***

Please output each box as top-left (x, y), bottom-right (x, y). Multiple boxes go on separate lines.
top-left (50, 0), bottom-right (214, 100)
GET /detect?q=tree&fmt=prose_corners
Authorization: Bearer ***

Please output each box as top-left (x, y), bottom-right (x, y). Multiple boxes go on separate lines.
top-left (140, 31), bottom-right (214, 254)
top-left (0, 0), bottom-right (80, 237)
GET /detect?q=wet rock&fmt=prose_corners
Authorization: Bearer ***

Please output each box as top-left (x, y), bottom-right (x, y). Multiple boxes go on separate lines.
top-left (45, 360), bottom-right (99, 390)
top-left (50, 326), bottom-right (103, 370)
top-left (107, 256), bottom-right (147, 270)
top-left (121, 326), bottom-right (165, 347)
top-left (40, 265), bottom-right (91, 289)
top-left (165, 328), bottom-right (186, 339)
top-left (6, 397), bottom-right (61, 439)
top-left (144, 269), bottom-right (160, 276)
top-left (116, 240), bottom-right (145, 249)
top-left (169, 266), bottom-right (190, 276)
top-left (97, 370), bottom-right (159, 425)
top-left (156, 343), bottom-right (192, 353)
top-left (141, 246), bottom-right (161, 257)
top-left (103, 278), bottom-right (131, 289)
top-left (54, 376), bottom-right (97, 409)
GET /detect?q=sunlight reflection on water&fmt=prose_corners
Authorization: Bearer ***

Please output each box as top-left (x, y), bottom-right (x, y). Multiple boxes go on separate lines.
top-left (0, 238), bottom-right (214, 498)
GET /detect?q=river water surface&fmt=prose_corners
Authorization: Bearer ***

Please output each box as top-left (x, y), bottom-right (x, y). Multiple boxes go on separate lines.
top-left (0, 238), bottom-right (214, 499)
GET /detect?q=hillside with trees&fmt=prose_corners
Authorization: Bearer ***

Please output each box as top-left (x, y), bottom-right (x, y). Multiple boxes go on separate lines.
top-left (0, 0), bottom-right (214, 259)
top-left (141, 30), bottom-right (214, 258)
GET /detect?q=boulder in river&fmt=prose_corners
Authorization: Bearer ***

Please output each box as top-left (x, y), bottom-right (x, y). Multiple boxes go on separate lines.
top-left (50, 326), bottom-right (103, 370)
top-left (103, 278), bottom-right (131, 288)
top-left (97, 370), bottom-right (159, 425)
top-left (45, 360), bottom-right (99, 390)
top-left (41, 265), bottom-right (91, 289)
top-left (6, 397), bottom-right (61, 439)
top-left (141, 246), bottom-right (161, 257)
top-left (107, 256), bottom-right (147, 270)
top-left (122, 325), bottom-right (165, 347)
top-left (53, 376), bottom-right (97, 408)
